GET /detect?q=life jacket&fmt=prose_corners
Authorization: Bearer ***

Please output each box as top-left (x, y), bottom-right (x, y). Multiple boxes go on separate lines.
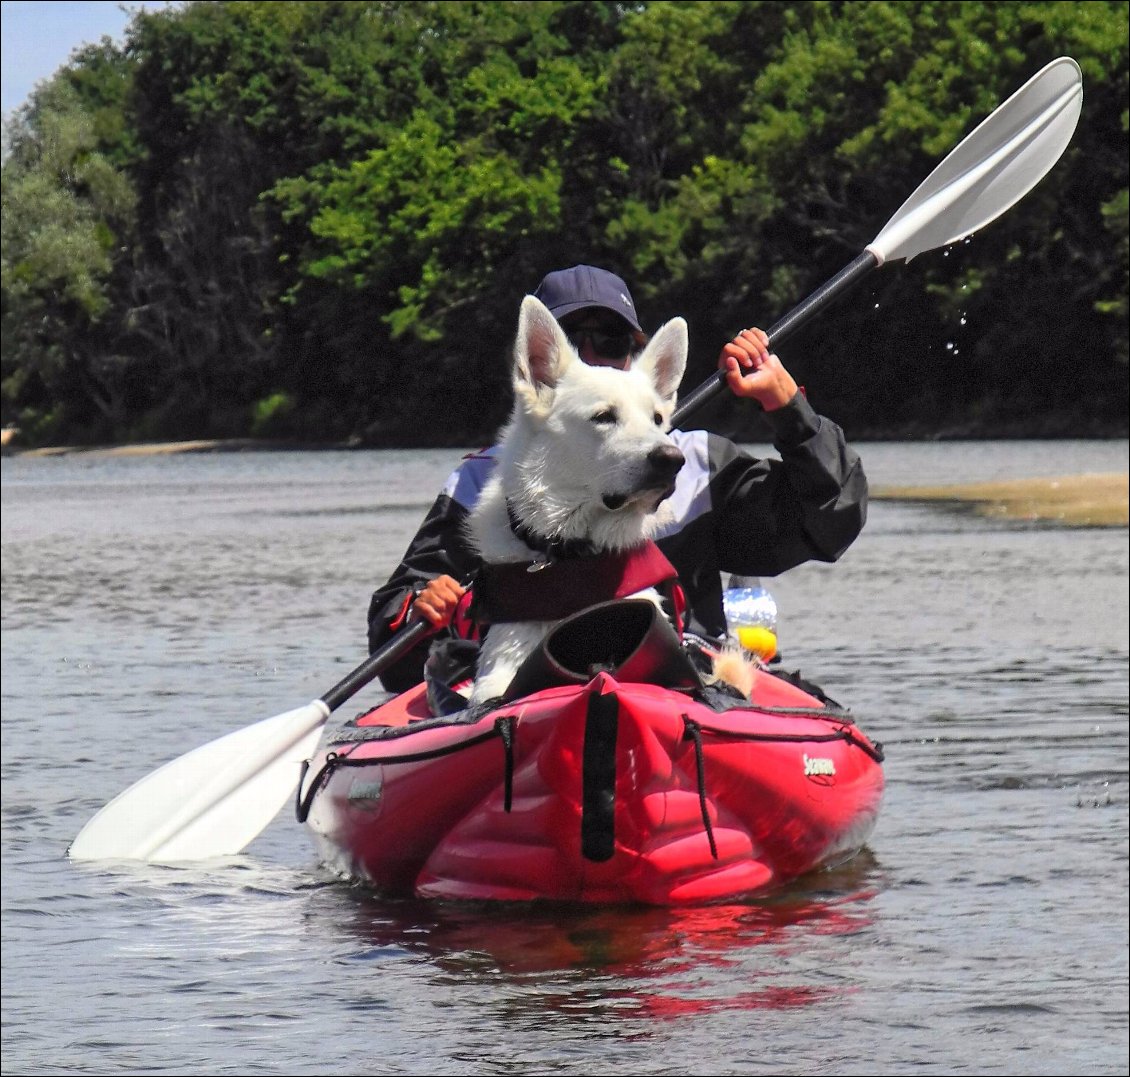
top-left (462, 541), bottom-right (686, 635)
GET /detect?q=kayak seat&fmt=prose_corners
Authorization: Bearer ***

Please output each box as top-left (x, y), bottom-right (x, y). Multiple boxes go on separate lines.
top-left (502, 598), bottom-right (704, 702)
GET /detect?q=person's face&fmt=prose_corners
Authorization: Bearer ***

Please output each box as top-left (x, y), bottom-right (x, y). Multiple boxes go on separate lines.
top-left (559, 310), bottom-right (637, 370)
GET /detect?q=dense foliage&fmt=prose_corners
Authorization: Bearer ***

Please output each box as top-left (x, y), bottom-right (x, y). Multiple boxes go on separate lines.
top-left (2, 0), bottom-right (1127, 447)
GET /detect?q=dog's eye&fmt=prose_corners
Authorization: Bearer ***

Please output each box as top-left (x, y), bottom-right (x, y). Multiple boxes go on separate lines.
top-left (591, 407), bottom-right (618, 425)
top-left (653, 412), bottom-right (663, 426)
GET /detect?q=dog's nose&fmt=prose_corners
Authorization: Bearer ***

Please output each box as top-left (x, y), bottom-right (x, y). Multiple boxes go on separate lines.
top-left (646, 443), bottom-right (685, 480)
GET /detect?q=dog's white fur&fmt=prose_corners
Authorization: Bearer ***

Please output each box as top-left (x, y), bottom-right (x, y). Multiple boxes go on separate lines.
top-left (466, 295), bottom-right (689, 704)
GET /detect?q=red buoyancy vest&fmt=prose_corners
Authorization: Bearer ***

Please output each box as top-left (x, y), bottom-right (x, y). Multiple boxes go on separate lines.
top-left (465, 542), bottom-right (685, 632)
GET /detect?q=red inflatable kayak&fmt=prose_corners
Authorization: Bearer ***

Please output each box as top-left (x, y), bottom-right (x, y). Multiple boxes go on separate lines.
top-left (299, 655), bottom-right (884, 904)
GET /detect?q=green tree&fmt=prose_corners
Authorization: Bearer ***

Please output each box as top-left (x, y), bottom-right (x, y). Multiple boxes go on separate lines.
top-left (597, 1), bottom-right (1129, 435)
top-left (1, 80), bottom-right (136, 441)
top-left (270, 1), bottom-right (624, 440)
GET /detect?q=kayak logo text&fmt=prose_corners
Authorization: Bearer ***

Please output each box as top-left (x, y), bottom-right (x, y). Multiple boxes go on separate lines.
top-left (803, 754), bottom-right (836, 781)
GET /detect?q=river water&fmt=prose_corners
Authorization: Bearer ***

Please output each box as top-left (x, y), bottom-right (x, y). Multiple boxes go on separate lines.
top-left (2, 440), bottom-right (1127, 1076)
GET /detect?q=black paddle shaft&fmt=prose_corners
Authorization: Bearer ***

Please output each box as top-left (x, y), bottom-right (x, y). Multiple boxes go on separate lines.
top-left (319, 618), bottom-right (432, 712)
top-left (670, 249), bottom-right (879, 429)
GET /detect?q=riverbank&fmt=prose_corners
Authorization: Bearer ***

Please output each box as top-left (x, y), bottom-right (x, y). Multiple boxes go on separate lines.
top-left (6, 437), bottom-right (1127, 528)
top-left (5, 437), bottom-right (337, 457)
top-left (872, 473), bottom-right (1128, 527)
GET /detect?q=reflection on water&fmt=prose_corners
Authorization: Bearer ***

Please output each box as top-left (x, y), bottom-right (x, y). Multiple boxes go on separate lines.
top-left (341, 855), bottom-right (879, 980)
top-left (2, 443), bottom-right (1127, 1076)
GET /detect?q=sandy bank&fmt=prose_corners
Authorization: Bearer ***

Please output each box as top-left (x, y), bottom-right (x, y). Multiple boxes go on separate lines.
top-left (9, 438), bottom-right (320, 458)
top-left (872, 472), bottom-right (1128, 527)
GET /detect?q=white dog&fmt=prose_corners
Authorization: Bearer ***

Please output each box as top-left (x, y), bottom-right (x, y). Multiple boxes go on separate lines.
top-left (465, 295), bottom-right (689, 704)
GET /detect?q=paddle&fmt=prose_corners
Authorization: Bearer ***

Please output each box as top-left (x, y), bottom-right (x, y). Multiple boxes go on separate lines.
top-left (671, 55), bottom-right (1082, 427)
top-left (69, 55), bottom-right (1082, 863)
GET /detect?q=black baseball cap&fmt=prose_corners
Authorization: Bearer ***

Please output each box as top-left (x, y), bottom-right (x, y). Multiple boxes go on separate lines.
top-left (533, 265), bottom-right (643, 334)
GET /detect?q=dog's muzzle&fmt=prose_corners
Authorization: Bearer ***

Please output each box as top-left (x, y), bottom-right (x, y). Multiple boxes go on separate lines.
top-left (602, 443), bottom-right (685, 511)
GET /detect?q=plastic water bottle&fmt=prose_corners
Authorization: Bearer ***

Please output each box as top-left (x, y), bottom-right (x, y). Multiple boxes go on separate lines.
top-left (722, 576), bottom-right (778, 661)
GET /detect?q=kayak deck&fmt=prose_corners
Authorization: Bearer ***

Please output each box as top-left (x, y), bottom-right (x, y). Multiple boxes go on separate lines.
top-left (301, 668), bottom-right (884, 905)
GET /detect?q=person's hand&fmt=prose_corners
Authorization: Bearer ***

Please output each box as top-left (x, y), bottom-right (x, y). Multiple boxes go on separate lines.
top-left (411, 575), bottom-right (466, 628)
top-left (718, 327), bottom-right (798, 412)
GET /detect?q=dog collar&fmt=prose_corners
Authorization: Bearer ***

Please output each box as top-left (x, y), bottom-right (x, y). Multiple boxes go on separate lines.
top-left (506, 500), bottom-right (598, 561)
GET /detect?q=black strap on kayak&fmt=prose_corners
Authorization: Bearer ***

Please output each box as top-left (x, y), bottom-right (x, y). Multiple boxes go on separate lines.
top-left (497, 715), bottom-right (515, 813)
top-left (581, 688), bottom-right (619, 862)
top-left (296, 751), bottom-right (340, 823)
top-left (682, 716), bottom-right (719, 860)
top-left (687, 719), bottom-right (885, 764)
top-left (295, 717), bottom-right (517, 823)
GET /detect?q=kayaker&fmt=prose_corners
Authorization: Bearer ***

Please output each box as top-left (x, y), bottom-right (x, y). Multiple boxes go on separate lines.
top-left (368, 264), bottom-right (867, 692)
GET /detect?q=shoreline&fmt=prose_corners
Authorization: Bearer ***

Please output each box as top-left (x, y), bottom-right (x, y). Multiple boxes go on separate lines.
top-left (5, 438), bottom-right (1125, 527)
top-left (7, 427), bottom-right (1130, 460)
top-left (4, 437), bottom-right (344, 457)
top-left (871, 473), bottom-right (1128, 527)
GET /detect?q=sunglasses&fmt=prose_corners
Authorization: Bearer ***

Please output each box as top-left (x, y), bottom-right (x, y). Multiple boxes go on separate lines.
top-left (565, 328), bottom-right (635, 361)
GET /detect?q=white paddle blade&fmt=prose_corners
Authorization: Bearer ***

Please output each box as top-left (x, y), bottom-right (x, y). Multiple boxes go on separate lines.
top-left (868, 56), bottom-right (1082, 264)
top-left (67, 700), bottom-right (330, 862)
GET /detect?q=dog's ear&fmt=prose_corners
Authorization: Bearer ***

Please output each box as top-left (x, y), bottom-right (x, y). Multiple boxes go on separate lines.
top-left (513, 296), bottom-right (575, 409)
top-left (633, 317), bottom-right (688, 404)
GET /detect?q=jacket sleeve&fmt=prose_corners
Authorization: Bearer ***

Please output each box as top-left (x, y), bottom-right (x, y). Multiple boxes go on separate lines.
top-left (708, 392), bottom-right (868, 577)
top-left (366, 491), bottom-right (482, 692)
